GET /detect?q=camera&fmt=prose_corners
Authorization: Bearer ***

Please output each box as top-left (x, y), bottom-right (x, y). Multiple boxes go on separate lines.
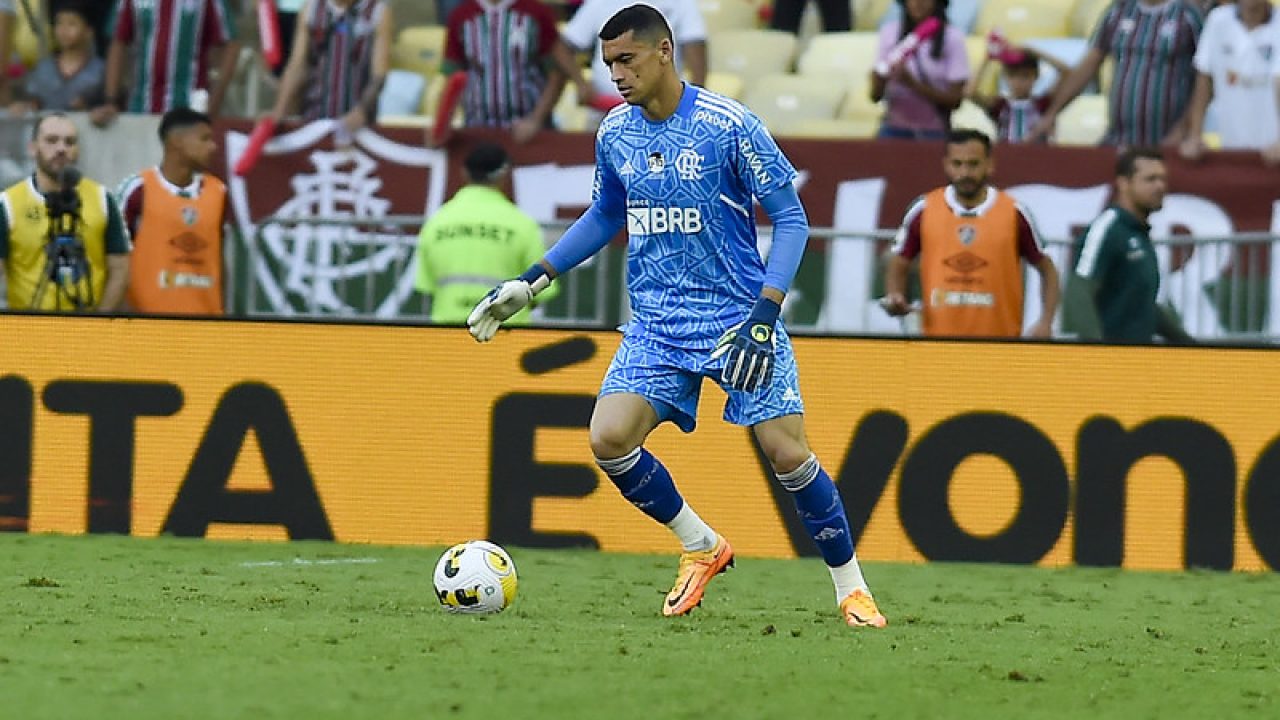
top-left (31, 167), bottom-right (93, 310)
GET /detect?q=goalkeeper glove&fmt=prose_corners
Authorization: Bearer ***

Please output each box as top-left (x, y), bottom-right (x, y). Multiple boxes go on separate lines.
top-left (710, 297), bottom-right (781, 393)
top-left (466, 264), bottom-right (551, 342)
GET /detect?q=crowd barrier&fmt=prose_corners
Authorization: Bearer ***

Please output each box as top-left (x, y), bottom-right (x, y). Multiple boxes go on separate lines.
top-left (215, 120), bottom-right (1280, 340)
top-left (1, 315), bottom-right (1278, 572)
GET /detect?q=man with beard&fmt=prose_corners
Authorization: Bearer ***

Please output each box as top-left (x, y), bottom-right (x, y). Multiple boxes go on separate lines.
top-left (118, 108), bottom-right (228, 315)
top-left (882, 128), bottom-right (1060, 337)
top-left (1065, 148), bottom-right (1194, 343)
top-left (0, 112), bottom-right (130, 312)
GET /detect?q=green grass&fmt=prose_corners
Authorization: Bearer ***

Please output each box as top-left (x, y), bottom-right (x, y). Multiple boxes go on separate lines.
top-left (2, 534), bottom-right (1277, 719)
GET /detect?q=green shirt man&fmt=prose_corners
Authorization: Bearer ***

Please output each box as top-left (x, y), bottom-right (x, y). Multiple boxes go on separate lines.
top-left (415, 145), bottom-right (556, 324)
top-left (1064, 149), bottom-right (1192, 344)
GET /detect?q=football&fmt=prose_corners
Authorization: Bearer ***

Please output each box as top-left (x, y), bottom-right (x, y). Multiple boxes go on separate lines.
top-left (432, 540), bottom-right (518, 614)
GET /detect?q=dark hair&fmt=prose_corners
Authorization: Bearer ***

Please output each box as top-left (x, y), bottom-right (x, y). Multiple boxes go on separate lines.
top-left (52, 0), bottom-right (92, 24)
top-left (946, 128), bottom-right (991, 154)
top-left (32, 111), bottom-right (72, 140)
top-left (1115, 147), bottom-right (1163, 178)
top-left (599, 4), bottom-right (673, 45)
top-left (896, 0), bottom-right (949, 60)
top-left (1004, 52), bottom-right (1039, 74)
top-left (158, 107), bottom-right (212, 141)
top-left (464, 142), bottom-right (510, 183)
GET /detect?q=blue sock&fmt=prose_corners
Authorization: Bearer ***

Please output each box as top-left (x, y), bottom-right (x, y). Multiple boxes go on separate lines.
top-left (778, 455), bottom-right (854, 567)
top-left (596, 447), bottom-right (684, 524)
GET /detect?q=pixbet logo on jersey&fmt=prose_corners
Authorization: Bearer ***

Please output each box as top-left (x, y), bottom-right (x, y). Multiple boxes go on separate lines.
top-left (626, 206), bottom-right (704, 235)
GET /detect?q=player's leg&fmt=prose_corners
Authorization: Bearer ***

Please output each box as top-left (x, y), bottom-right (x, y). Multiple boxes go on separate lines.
top-left (721, 328), bottom-right (884, 628)
top-left (593, 336), bottom-right (733, 616)
top-left (752, 415), bottom-right (885, 628)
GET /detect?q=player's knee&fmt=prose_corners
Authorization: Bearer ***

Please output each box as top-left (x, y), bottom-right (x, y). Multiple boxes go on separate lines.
top-left (589, 422), bottom-right (642, 461)
top-left (762, 442), bottom-right (813, 476)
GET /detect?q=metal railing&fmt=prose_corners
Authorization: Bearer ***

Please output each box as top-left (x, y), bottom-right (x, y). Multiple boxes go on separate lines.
top-left (231, 216), bottom-right (1280, 342)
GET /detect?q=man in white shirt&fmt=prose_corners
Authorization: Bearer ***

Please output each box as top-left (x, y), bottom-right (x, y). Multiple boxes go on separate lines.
top-left (555, 0), bottom-right (706, 117)
top-left (1180, 0), bottom-right (1280, 164)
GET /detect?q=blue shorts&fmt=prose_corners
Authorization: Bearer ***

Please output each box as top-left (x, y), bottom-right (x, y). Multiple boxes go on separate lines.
top-left (598, 326), bottom-right (805, 433)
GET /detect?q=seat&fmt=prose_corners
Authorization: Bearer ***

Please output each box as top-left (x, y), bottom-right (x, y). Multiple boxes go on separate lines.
top-left (965, 35), bottom-right (998, 98)
top-left (709, 29), bottom-right (798, 88)
top-left (875, 0), bottom-right (984, 34)
top-left (1054, 94), bottom-right (1108, 145)
top-left (704, 71), bottom-right (745, 100)
top-left (552, 82), bottom-right (591, 132)
top-left (854, 0), bottom-right (894, 32)
top-left (783, 117), bottom-right (879, 139)
top-left (974, 0), bottom-right (1073, 44)
top-left (1069, 0), bottom-right (1113, 38)
top-left (837, 67), bottom-right (883, 123)
top-left (950, 100), bottom-right (997, 141)
top-left (797, 32), bottom-right (879, 78)
top-left (698, 0), bottom-right (763, 33)
top-left (744, 73), bottom-right (846, 134)
top-left (392, 25), bottom-right (447, 79)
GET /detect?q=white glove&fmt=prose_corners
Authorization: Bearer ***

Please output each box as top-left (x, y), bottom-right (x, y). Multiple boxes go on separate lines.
top-left (466, 280), bottom-right (535, 342)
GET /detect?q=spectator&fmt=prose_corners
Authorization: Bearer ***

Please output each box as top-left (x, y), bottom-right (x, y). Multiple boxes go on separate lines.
top-left (0, 1), bottom-right (13, 104)
top-left (1064, 148), bottom-right (1193, 343)
top-left (439, 0), bottom-right (562, 144)
top-left (870, 0), bottom-right (969, 141)
top-left (1032, 0), bottom-right (1205, 147)
top-left (9, 2), bottom-right (104, 114)
top-left (267, 0), bottom-right (393, 134)
top-left (770, 0), bottom-right (852, 34)
top-left (117, 108), bottom-right (227, 316)
top-left (0, 113), bottom-right (129, 312)
top-left (882, 129), bottom-right (1059, 338)
top-left (414, 142), bottom-right (557, 324)
top-left (555, 0), bottom-right (706, 118)
top-left (1179, 0), bottom-right (1280, 164)
top-left (92, 0), bottom-right (240, 125)
top-left (268, 0), bottom-right (307, 76)
top-left (967, 46), bottom-right (1069, 144)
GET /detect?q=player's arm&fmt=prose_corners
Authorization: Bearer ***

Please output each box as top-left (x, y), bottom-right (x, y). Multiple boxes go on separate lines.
top-left (882, 196), bottom-right (923, 316)
top-left (99, 194), bottom-right (131, 312)
top-left (1064, 218), bottom-right (1113, 340)
top-left (467, 126), bottom-right (625, 341)
top-left (1016, 203), bottom-right (1058, 338)
top-left (345, 3), bottom-right (392, 132)
top-left (92, 1), bottom-right (134, 126)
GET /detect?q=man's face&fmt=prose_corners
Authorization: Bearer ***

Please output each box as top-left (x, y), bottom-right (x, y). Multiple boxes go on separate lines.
top-left (943, 140), bottom-right (992, 199)
top-left (602, 30), bottom-right (671, 105)
top-left (1119, 157), bottom-right (1168, 215)
top-left (174, 122), bottom-right (217, 171)
top-left (29, 116), bottom-right (79, 179)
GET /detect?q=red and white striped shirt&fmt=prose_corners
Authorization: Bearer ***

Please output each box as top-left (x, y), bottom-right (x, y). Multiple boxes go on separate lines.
top-left (444, 0), bottom-right (558, 127)
top-left (109, 0), bottom-right (236, 113)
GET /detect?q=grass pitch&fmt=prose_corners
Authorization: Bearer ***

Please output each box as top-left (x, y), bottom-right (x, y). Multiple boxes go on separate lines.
top-left (2, 534), bottom-right (1277, 720)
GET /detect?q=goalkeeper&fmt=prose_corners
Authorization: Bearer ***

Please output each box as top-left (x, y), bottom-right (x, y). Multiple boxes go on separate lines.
top-left (467, 4), bottom-right (886, 629)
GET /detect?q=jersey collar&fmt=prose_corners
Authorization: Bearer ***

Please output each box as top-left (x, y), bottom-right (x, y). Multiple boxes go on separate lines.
top-left (943, 184), bottom-right (998, 217)
top-left (153, 166), bottom-right (204, 198)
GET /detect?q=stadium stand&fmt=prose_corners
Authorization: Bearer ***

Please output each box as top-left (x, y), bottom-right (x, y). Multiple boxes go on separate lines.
top-left (1053, 93), bottom-right (1108, 145)
top-left (391, 25), bottom-right (447, 81)
top-left (744, 72), bottom-right (846, 134)
top-left (973, 0), bottom-right (1074, 44)
top-left (708, 28), bottom-right (798, 89)
top-left (697, 0), bottom-right (764, 33)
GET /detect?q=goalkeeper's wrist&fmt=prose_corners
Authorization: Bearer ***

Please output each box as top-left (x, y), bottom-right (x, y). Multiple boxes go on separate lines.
top-left (747, 297), bottom-right (782, 327)
top-left (517, 264), bottom-right (552, 295)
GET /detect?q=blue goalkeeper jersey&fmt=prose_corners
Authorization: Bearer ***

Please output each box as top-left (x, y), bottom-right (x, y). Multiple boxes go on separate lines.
top-left (592, 84), bottom-right (798, 349)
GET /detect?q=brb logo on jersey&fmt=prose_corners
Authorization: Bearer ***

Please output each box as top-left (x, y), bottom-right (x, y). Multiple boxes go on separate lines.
top-left (626, 205), bottom-right (704, 235)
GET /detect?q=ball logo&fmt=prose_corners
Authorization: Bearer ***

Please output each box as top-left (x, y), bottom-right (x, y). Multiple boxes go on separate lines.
top-left (484, 550), bottom-right (511, 575)
top-left (750, 324), bottom-right (772, 343)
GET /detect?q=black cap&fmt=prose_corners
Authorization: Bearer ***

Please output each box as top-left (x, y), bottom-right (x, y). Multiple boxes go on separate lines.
top-left (464, 143), bottom-right (510, 183)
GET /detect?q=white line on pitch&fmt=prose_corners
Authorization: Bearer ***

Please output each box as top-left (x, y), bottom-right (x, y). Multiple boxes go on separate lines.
top-left (238, 557), bottom-right (381, 568)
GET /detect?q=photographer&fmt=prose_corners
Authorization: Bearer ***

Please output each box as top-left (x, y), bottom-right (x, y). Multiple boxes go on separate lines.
top-left (0, 113), bottom-right (130, 312)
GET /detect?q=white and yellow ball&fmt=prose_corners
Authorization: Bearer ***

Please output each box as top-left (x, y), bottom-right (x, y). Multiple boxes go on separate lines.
top-left (432, 540), bottom-right (518, 614)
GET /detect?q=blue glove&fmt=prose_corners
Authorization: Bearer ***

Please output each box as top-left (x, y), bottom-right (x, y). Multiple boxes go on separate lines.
top-left (710, 297), bottom-right (781, 393)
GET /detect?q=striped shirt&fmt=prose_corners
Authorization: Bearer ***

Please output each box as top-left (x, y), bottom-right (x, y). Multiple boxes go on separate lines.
top-left (1091, 0), bottom-right (1205, 147)
top-left (987, 95), bottom-right (1053, 143)
top-left (108, 0), bottom-right (237, 113)
top-left (301, 0), bottom-right (387, 120)
top-left (443, 0), bottom-right (558, 128)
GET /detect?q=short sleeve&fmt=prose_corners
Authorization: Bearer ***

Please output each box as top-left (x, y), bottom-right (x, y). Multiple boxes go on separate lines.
top-left (560, 2), bottom-right (598, 51)
top-left (104, 193), bottom-right (131, 254)
top-left (876, 21), bottom-right (900, 63)
top-left (1192, 10), bottom-right (1217, 73)
top-left (1074, 211), bottom-right (1118, 280)
top-left (1089, 4), bottom-right (1119, 54)
top-left (0, 198), bottom-right (9, 260)
top-left (890, 195), bottom-right (925, 259)
top-left (733, 111), bottom-right (797, 200)
top-left (1014, 202), bottom-right (1046, 263)
top-left (531, 0), bottom-right (558, 55)
top-left (942, 27), bottom-right (970, 83)
top-left (204, 0), bottom-right (236, 44)
top-left (109, 0), bottom-right (136, 43)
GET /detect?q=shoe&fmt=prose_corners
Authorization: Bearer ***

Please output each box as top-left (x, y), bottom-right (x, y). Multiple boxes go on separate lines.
top-left (662, 535), bottom-right (734, 617)
top-left (840, 588), bottom-right (888, 628)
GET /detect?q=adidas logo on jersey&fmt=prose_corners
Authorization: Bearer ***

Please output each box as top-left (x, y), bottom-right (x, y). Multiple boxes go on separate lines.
top-left (626, 206), bottom-right (704, 235)
top-left (619, 160), bottom-right (636, 176)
